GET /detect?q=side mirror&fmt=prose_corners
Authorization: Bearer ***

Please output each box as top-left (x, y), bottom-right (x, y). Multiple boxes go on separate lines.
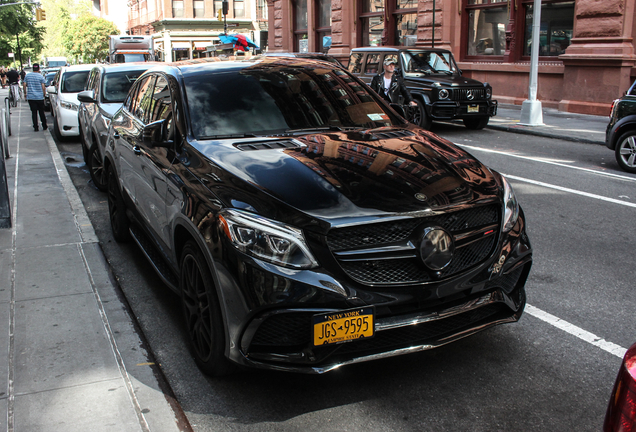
top-left (47, 85), bottom-right (57, 95)
top-left (390, 103), bottom-right (406, 118)
top-left (77, 90), bottom-right (96, 103)
top-left (143, 119), bottom-right (173, 148)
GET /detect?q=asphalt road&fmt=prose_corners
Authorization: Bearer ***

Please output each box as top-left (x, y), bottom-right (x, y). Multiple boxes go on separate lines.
top-left (53, 117), bottom-right (635, 432)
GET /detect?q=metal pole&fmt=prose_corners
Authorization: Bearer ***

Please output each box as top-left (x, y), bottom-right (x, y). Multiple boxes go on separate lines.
top-left (431, 0), bottom-right (435, 48)
top-left (16, 34), bottom-right (22, 70)
top-left (520, 0), bottom-right (543, 125)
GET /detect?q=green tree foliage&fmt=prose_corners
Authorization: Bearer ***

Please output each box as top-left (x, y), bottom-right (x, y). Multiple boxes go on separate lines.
top-left (38, 0), bottom-right (92, 61)
top-left (63, 14), bottom-right (119, 63)
top-left (0, 2), bottom-right (45, 67)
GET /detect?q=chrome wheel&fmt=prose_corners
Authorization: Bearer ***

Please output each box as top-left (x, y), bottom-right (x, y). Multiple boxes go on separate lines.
top-left (615, 132), bottom-right (636, 173)
top-left (89, 142), bottom-right (106, 191)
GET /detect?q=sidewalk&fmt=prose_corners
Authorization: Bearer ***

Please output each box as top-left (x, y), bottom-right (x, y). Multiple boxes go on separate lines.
top-left (0, 89), bottom-right (185, 431)
top-left (488, 103), bottom-right (608, 145)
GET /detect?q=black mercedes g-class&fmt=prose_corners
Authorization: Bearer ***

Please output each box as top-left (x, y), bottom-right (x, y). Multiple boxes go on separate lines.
top-left (348, 47), bottom-right (497, 130)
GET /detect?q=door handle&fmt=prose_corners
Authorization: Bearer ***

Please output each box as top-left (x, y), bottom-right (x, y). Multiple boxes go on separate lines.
top-left (133, 146), bottom-right (142, 155)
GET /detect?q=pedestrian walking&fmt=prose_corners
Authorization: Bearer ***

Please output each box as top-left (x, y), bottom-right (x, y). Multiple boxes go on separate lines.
top-left (23, 63), bottom-right (48, 132)
top-left (0, 67), bottom-right (6, 89)
top-left (370, 57), bottom-right (417, 107)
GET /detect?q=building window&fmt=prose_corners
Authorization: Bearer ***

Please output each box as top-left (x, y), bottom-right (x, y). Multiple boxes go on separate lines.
top-left (172, 0), bottom-right (184, 17)
top-left (464, 0), bottom-right (574, 60)
top-left (294, 0), bottom-right (308, 52)
top-left (360, 0), bottom-right (384, 47)
top-left (194, 0), bottom-right (204, 17)
top-left (523, 1), bottom-right (574, 57)
top-left (316, 0), bottom-right (331, 52)
top-left (466, 0), bottom-right (508, 56)
top-left (395, 12), bottom-right (417, 46)
top-left (234, 0), bottom-right (245, 17)
top-left (214, 0), bottom-right (222, 13)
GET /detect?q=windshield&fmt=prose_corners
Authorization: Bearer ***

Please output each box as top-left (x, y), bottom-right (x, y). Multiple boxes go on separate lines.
top-left (61, 70), bottom-right (90, 93)
top-left (102, 70), bottom-right (145, 103)
top-left (401, 50), bottom-right (458, 75)
top-left (184, 63), bottom-right (399, 139)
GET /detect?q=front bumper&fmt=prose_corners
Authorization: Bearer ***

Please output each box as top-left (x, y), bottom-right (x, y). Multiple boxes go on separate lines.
top-left (56, 105), bottom-right (80, 137)
top-left (218, 207), bottom-right (531, 374)
top-left (429, 99), bottom-right (498, 120)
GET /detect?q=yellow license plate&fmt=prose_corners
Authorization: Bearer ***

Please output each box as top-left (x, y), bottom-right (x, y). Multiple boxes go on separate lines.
top-left (313, 307), bottom-right (374, 346)
top-left (468, 104), bottom-right (479, 113)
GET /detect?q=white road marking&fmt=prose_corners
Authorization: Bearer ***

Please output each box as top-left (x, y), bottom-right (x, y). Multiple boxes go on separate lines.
top-left (459, 143), bottom-right (636, 182)
top-left (502, 174), bottom-right (636, 208)
top-left (525, 305), bottom-right (627, 359)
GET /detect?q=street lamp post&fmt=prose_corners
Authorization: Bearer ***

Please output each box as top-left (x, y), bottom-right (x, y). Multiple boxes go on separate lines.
top-left (520, 0), bottom-right (544, 125)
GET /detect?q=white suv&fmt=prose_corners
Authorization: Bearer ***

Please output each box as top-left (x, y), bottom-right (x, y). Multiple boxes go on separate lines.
top-left (47, 64), bottom-right (93, 140)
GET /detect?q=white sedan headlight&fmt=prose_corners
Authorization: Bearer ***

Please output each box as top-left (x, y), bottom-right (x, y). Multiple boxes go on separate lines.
top-left (60, 100), bottom-right (79, 112)
top-left (502, 176), bottom-right (520, 232)
top-left (219, 209), bottom-right (319, 269)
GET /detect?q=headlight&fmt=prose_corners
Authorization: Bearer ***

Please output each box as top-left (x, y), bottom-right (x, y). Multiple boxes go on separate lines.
top-left (60, 101), bottom-right (79, 111)
top-left (485, 87), bottom-right (492, 99)
top-left (502, 176), bottom-right (520, 232)
top-left (219, 209), bottom-right (319, 269)
top-left (438, 88), bottom-right (449, 100)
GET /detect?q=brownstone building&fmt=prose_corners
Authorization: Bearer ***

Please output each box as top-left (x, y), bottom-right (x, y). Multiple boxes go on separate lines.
top-left (267, 0), bottom-right (636, 115)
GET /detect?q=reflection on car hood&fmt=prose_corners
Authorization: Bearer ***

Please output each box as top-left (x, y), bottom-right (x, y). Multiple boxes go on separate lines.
top-left (192, 126), bottom-right (500, 226)
top-left (404, 74), bottom-right (486, 88)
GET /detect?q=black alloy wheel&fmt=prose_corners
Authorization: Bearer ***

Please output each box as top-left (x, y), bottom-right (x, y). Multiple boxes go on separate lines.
top-left (89, 142), bottom-right (107, 191)
top-left (463, 116), bottom-right (489, 130)
top-left (106, 165), bottom-right (131, 242)
top-left (180, 240), bottom-right (234, 376)
top-left (411, 99), bottom-right (432, 130)
top-left (615, 131), bottom-right (636, 173)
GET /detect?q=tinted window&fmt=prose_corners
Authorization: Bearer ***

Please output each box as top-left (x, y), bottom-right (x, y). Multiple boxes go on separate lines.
top-left (102, 70), bottom-right (145, 103)
top-left (61, 70), bottom-right (90, 93)
top-left (132, 76), bottom-right (155, 123)
top-left (348, 53), bottom-right (363, 73)
top-left (184, 65), bottom-right (396, 139)
top-left (149, 75), bottom-right (171, 123)
top-left (401, 50), bottom-right (458, 75)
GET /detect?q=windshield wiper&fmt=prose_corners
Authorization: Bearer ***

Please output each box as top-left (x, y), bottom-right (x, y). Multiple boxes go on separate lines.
top-left (199, 133), bottom-right (258, 139)
top-left (284, 126), bottom-right (344, 134)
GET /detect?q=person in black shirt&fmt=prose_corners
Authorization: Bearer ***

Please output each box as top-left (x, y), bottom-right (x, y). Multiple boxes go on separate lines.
top-left (370, 57), bottom-right (417, 107)
top-left (6, 68), bottom-right (20, 85)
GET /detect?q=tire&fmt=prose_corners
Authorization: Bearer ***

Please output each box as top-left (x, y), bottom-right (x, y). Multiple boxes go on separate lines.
top-left (79, 125), bottom-right (89, 163)
top-left (107, 165), bottom-right (131, 242)
top-left (53, 116), bottom-right (65, 142)
top-left (88, 141), bottom-right (107, 191)
top-left (180, 240), bottom-right (234, 377)
top-left (463, 116), bottom-right (489, 130)
top-left (614, 130), bottom-right (636, 173)
top-left (411, 99), bottom-right (432, 130)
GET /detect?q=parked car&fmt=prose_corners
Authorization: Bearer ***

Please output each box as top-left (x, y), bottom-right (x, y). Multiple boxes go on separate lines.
top-left (104, 57), bottom-right (532, 375)
top-left (604, 342), bottom-right (636, 431)
top-left (348, 47), bottom-right (498, 130)
top-left (77, 63), bottom-right (156, 191)
top-left (43, 71), bottom-right (56, 111)
top-left (47, 64), bottom-right (93, 140)
top-left (605, 79), bottom-right (636, 173)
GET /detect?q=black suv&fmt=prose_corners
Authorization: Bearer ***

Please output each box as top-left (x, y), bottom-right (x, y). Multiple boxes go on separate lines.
top-left (606, 80), bottom-right (636, 173)
top-left (104, 57), bottom-right (531, 375)
top-left (349, 47), bottom-right (497, 130)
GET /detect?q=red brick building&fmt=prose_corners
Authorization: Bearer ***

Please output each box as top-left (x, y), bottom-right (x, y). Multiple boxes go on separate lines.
top-left (267, 0), bottom-right (636, 115)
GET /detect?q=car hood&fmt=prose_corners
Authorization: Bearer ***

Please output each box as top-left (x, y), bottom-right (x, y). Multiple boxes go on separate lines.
top-left (192, 126), bottom-right (501, 229)
top-left (404, 74), bottom-right (487, 88)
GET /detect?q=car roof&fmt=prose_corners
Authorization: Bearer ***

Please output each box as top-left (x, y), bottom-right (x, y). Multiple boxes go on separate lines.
top-left (351, 46), bottom-right (452, 53)
top-left (91, 62), bottom-right (162, 74)
top-left (59, 64), bottom-right (95, 74)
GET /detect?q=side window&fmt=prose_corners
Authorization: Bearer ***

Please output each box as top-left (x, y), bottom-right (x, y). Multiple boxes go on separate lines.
top-left (134, 75), bottom-right (157, 124)
top-left (127, 77), bottom-right (146, 114)
top-left (149, 75), bottom-right (172, 124)
top-left (364, 54), bottom-right (380, 74)
top-left (348, 53), bottom-right (363, 74)
top-left (85, 69), bottom-right (97, 92)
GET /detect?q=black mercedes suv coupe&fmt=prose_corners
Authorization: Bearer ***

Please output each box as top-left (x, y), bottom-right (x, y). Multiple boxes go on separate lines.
top-left (103, 57), bottom-right (532, 375)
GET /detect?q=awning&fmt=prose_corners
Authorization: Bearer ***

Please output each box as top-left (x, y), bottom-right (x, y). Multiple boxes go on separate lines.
top-left (193, 41), bottom-right (213, 50)
top-left (171, 41), bottom-right (191, 49)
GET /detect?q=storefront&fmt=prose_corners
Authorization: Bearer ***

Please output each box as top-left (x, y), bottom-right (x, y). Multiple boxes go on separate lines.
top-left (267, 0), bottom-right (636, 115)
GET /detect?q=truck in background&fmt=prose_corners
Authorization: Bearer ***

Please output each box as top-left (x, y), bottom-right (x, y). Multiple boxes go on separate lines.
top-left (44, 57), bottom-right (67, 68)
top-left (108, 35), bottom-right (155, 63)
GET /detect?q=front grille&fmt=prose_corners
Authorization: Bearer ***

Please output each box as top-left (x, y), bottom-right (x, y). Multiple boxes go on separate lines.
top-left (327, 205), bottom-right (500, 284)
top-left (452, 88), bottom-right (486, 101)
top-left (251, 313), bottom-right (312, 347)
